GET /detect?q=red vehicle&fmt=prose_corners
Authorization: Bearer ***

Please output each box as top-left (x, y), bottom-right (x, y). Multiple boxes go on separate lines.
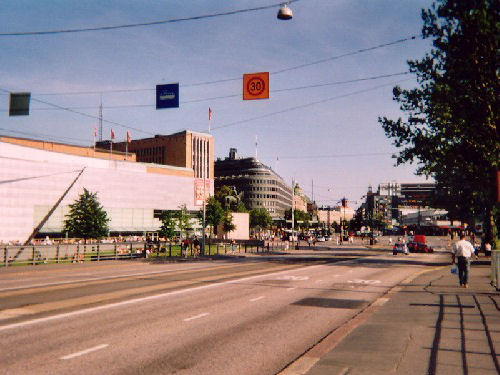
top-left (407, 241), bottom-right (434, 253)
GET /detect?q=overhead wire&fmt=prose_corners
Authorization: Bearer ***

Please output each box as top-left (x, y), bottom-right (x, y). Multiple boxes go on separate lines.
top-left (1, 71), bottom-right (409, 112)
top-left (14, 36), bottom-right (418, 96)
top-left (0, 88), bottom-right (154, 136)
top-left (211, 78), bottom-right (414, 131)
top-left (0, 1), bottom-right (301, 37)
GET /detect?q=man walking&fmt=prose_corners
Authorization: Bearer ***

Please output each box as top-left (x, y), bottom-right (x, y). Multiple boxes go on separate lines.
top-left (452, 233), bottom-right (475, 288)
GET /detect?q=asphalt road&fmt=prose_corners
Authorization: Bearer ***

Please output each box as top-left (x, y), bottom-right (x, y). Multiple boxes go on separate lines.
top-left (0, 247), bottom-right (449, 374)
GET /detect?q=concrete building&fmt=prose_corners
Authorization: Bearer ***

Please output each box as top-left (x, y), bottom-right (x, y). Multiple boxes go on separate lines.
top-left (216, 212), bottom-right (250, 240)
top-left (362, 182), bottom-right (443, 229)
top-left (214, 148), bottom-right (293, 220)
top-left (317, 205), bottom-right (355, 227)
top-left (103, 130), bottom-right (214, 179)
top-left (0, 132), bottom-right (213, 244)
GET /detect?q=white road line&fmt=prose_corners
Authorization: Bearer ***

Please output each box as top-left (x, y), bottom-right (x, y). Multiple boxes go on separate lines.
top-left (0, 263), bottom-right (326, 332)
top-left (184, 313), bottom-right (209, 322)
top-left (0, 265), bottom-right (215, 292)
top-left (249, 296), bottom-right (265, 302)
top-left (315, 280), bottom-right (322, 283)
top-left (60, 344), bottom-right (108, 360)
top-left (372, 297), bottom-right (389, 307)
top-left (287, 287), bottom-right (296, 291)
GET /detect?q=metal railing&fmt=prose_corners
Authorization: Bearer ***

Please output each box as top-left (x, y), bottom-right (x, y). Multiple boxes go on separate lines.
top-left (491, 250), bottom-right (500, 291)
top-left (0, 239), bottom-right (292, 267)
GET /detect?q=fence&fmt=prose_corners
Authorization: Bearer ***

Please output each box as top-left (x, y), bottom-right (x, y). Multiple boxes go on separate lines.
top-left (491, 250), bottom-right (500, 291)
top-left (0, 239), bottom-right (291, 267)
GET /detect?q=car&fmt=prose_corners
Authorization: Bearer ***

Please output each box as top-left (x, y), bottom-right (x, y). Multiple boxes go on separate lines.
top-left (316, 236), bottom-right (325, 242)
top-left (407, 241), bottom-right (434, 253)
top-left (324, 236), bottom-right (332, 241)
top-left (392, 242), bottom-right (408, 255)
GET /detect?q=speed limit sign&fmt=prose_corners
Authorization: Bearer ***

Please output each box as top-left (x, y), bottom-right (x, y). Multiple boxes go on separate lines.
top-left (243, 72), bottom-right (269, 100)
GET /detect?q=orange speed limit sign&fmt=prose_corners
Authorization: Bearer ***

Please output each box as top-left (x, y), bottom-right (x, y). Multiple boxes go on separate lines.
top-left (243, 72), bottom-right (269, 100)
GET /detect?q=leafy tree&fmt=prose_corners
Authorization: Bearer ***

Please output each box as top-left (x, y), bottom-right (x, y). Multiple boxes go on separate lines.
top-left (199, 197), bottom-right (225, 236)
top-left (250, 208), bottom-right (273, 229)
top-left (222, 211), bottom-right (236, 237)
top-left (378, 0), bottom-right (499, 246)
top-left (215, 185), bottom-right (248, 212)
top-left (64, 188), bottom-right (109, 241)
top-left (176, 204), bottom-right (192, 240)
top-left (284, 209), bottom-right (311, 230)
top-left (158, 210), bottom-right (176, 239)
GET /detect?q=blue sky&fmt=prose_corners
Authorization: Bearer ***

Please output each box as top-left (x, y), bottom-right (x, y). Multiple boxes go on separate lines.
top-left (0, 0), bottom-right (434, 206)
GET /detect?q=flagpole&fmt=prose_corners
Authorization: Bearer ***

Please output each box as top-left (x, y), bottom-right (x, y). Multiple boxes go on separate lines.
top-left (93, 126), bottom-right (96, 156)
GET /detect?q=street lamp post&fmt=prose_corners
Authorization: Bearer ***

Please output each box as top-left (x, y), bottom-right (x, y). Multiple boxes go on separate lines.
top-left (291, 178), bottom-right (295, 249)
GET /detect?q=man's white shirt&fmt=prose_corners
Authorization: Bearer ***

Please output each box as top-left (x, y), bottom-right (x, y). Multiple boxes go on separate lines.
top-left (453, 239), bottom-right (474, 258)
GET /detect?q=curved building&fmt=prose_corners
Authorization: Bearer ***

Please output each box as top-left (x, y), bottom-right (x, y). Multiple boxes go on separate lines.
top-left (215, 148), bottom-right (292, 220)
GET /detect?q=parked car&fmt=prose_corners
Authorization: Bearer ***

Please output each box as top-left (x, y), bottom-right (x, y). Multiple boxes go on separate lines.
top-left (392, 242), bottom-right (408, 255)
top-left (407, 241), bottom-right (434, 253)
top-left (316, 236), bottom-right (325, 242)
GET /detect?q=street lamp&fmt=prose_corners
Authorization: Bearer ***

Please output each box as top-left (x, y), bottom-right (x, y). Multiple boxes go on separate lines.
top-left (277, 2), bottom-right (293, 20)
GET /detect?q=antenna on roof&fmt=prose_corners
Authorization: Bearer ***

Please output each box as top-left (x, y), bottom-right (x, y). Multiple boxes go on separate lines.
top-left (98, 94), bottom-right (103, 141)
top-left (255, 134), bottom-right (258, 160)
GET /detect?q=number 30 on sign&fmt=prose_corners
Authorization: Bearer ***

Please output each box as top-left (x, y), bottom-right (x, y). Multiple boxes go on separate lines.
top-left (243, 72), bottom-right (269, 100)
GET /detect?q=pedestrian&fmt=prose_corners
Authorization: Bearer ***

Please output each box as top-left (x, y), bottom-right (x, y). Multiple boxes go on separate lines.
top-left (182, 238), bottom-right (189, 258)
top-left (452, 233), bottom-right (475, 288)
top-left (230, 239), bottom-right (236, 253)
top-left (192, 236), bottom-right (200, 257)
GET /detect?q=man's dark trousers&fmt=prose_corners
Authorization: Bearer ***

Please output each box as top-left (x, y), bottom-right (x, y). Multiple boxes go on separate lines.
top-left (457, 256), bottom-right (469, 285)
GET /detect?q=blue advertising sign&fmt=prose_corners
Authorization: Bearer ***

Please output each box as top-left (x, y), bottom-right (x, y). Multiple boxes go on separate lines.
top-left (156, 83), bottom-right (179, 109)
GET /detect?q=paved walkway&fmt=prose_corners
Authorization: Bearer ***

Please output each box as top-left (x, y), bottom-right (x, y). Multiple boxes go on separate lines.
top-left (286, 263), bottom-right (500, 375)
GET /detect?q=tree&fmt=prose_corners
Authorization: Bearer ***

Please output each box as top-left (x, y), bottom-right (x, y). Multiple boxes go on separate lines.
top-left (214, 185), bottom-right (248, 212)
top-left (222, 211), bottom-right (236, 237)
top-left (250, 208), bottom-right (273, 230)
top-left (200, 197), bottom-right (225, 237)
top-left (64, 188), bottom-right (109, 241)
top-left (158, 210), bottom-right (176, 239)
top-left (378, 0), bottom-right (499, 245)
top-left (176, 204), bottom-right (192, 240)
top-left (284, 209), bottom-right (311, 230)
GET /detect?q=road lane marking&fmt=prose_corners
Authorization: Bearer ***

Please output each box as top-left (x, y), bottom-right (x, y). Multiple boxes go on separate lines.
top-left (0, 265), bottom-right (304, 317)
top-left (347, 279), bottom-right (381, 285)
top-left (287, 288), bottom-right (296, 291)
top-left (184, 313), bottom-right (209, 322)
top-left (0, 263), bottom-right (327, 332)
top-left (276, 275), bottom-right (309, 281)
top-left (315, 280), bottom-right (322, 283)
top-left (0, 263), bottom-right (245, 293)
top-left (60, 344), bottom-right (108, 360)
top-left (249, 296), bottom-right (265, 302)
top-left (372, 297), bottom-right (389, 307)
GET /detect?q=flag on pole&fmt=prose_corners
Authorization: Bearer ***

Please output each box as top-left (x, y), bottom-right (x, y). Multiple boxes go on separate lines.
top-left (126, 130), bottom-right (131, 143)
top-left (93, 125), bottom-right (97, 138)
top-left (208, 107), bottom-right (212, 121)
top-left (110, 128), bottom-right (115, 140)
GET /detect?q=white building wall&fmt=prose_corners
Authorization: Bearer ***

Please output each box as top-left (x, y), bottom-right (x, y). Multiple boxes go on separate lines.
top-left (0, 141), bottom-right (209, 243)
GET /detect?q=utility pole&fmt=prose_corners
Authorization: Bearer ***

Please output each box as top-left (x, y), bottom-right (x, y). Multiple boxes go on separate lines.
top-left (291, 178), bottom-right (295, 249)
top-left (98, 95), bottom-right (103, 142)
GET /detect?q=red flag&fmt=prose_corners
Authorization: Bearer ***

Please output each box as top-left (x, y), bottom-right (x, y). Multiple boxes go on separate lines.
top-left (110, 128), bottom-right (115, 140)
top-left (126, 130), bottom-right (131, 143)
top-left (208, 107), bottom-right (212, 121)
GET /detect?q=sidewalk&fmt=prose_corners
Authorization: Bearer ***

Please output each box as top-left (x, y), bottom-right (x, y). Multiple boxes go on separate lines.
top-left (292, 263), bottom-right (500, 374)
